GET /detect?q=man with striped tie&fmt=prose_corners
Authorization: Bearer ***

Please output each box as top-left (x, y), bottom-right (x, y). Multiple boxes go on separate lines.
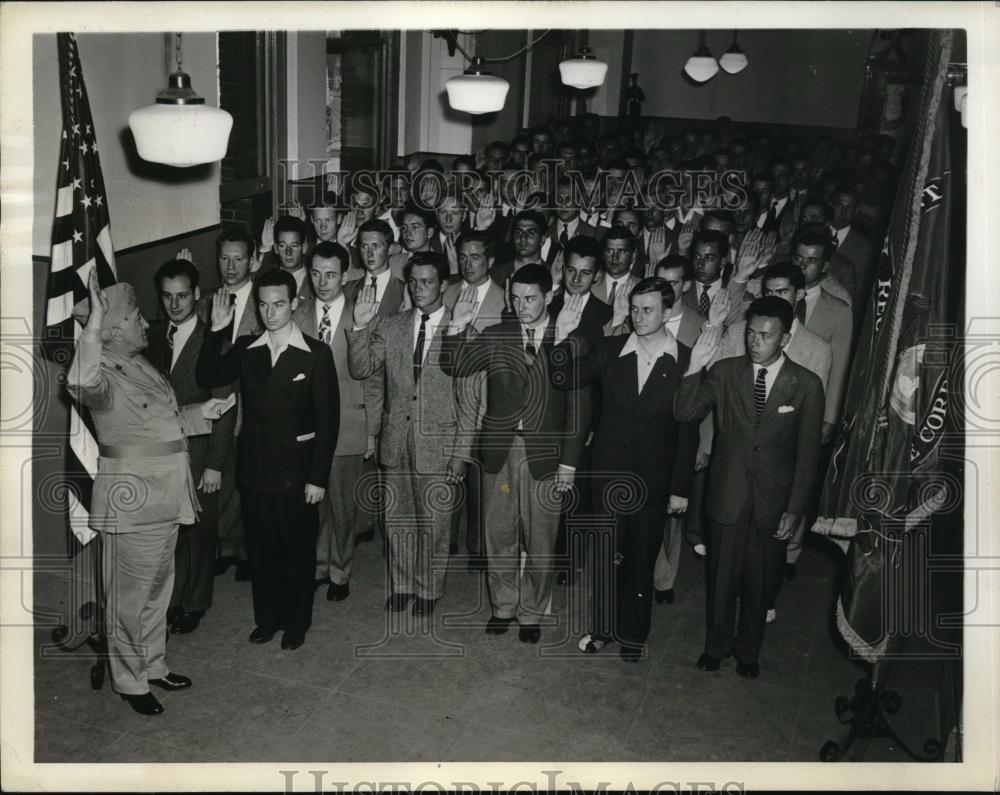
top-left (675, 296), bottom-right (823, 679)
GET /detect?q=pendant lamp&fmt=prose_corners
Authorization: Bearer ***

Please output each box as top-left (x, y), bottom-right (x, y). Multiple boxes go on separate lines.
top-left (683, 31), bottom-right (720, 83)
top-left (446, 57), bottom-right (510, 114)
top-left (719, 31), bottom-right (749, 75)
top-left (559, 46), bottom-right (609, 90)
top-left (128, 33), bottom-right (233, 167)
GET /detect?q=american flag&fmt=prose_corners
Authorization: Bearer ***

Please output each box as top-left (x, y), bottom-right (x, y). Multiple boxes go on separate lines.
top-left (44, 33), bottom-right (117, 545)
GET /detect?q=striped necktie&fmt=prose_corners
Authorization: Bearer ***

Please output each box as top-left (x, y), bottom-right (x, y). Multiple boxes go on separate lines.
top-left (754, 367), bottom-right (768, 416)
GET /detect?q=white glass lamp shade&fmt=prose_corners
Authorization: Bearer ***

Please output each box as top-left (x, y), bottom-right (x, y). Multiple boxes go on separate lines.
top-left (559, 57), bottom-right (608, 89)
top-left (129, 103), bottom-right (234, 167)
top-left (719, 48), bottom-right (749, 75)
top-left (446, 72), bottom-right (510, 114)
top-left (684, 54), bottom-right (720, 83)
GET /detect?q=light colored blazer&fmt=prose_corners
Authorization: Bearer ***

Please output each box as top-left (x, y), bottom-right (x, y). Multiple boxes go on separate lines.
top-left (805, 290), bottom-right (853, 427)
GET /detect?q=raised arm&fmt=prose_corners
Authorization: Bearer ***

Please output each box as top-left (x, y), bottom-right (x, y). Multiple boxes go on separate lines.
top-left (66, 271), bottom-right (113, 410)
top-left (196, 290), bottom-right (245, 388)
top-left (674, 325), bottom-right (723, 422)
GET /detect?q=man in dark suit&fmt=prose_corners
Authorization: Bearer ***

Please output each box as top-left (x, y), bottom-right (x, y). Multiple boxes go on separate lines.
top-left (828, 184), bottom-right (877, 314)
top-left (553, 277), bottom-right (700, 660)
top-left (197, 269), bottom-right (338, 650)
top-left (675, 296), bottom-right (824, 678)
top-left (292, 241), bottom-right (380, 603)
top-left (545, 178), bottom-right (602, 267)
top-left (441, 264), bottom-right (589, 643)
top-left (347, 252), bottom-right (475, 615)
top-left (145, 259), bottom-right (237, 635)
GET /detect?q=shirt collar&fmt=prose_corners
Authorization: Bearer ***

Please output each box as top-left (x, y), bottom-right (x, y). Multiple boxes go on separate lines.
top-left (171, 313), bottom-right (197, 332)
top-left (415, 304), bottom-right (446, 323)
top-left (248, 322), bottom-right (310, 352)
top-left (753, 352), bottom-right (786, 375)
top-left (805, 283), bottom-right (823, 298)
top-left (619, 330), bottom-right (678, 361)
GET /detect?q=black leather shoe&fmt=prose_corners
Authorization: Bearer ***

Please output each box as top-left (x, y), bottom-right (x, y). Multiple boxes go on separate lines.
top-left (249, 626), bottom-right (278, 644)
top-left (696, 652), bottom-right (722, 671)
top-left (619, 644), bottom-right (643, 662)
top-left (281, 632), bottom-right (305, 650)
top-left (518, 624), bottom-right (541, 644)
top-left (384, 593), bottom-right (413, 612)
top-left (234, 560), bottom-right (252, 581)
top-left (213, 556), bottom-right (236, 577)
top-left (485, 616), bottom-right (513, 635)
top-left (412, 597), bottom-right (437, 616)
top-left (149, 672), bottom-right (192, 691)
top-left (120, 692), bottom-right (163, 715)
top-left (327, 581), bottom-right (350, 602)
top-left (783, 562), bottom-right (797, 582)
top-left (736, 660), bottom-right (760, 679)
top-left (170, 611), bottom-right (204, 635)
top-left (654, 588), bottom-right (675, 604)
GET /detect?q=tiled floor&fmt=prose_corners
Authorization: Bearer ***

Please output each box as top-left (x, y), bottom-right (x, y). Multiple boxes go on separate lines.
top-left (31, 535), bottom-right (938, 763)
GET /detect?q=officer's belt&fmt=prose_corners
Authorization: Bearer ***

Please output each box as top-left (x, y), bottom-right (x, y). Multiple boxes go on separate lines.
top-left (99, 439), bottom-right (186, 458)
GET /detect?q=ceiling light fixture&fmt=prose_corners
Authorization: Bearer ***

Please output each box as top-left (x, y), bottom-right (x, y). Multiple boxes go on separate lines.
top-left (684, 30), bottom-right (720, 83)
top-left (445, 57), bottom-right (510, 115)
top-left (559, 46), bottom-right (609, 90)
top-left (128, 33), bottom-right (233, 167)
top-left (719, 30), bottom-right (749, 75)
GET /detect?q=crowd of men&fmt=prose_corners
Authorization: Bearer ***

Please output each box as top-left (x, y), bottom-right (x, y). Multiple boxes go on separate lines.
top-left (68, 112), bottom-right (895, 713)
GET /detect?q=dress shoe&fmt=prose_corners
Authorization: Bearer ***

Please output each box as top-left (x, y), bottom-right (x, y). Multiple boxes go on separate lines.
top-left (248, 626), bottom-right (278, 644)
top-left (696, 652), bottom-right (722, 671)
top-left (654, 588), bottom-right (675, 604)
top-left (213, 555), bottom-right (236, 577)
top-left (326, 581), bottom-right (350, 602)
top-left (149, 672), bottom-right (192, 691)
top-left (234, 559), bottom-right (252, 581)
top-left (783, 562), bottom-right (797, 581)
top-left (281, 632), bottom-right (305, 650)
top-left (170, 611), bottom-right (204, 635)
top-left (384, 593), bottom-right (413, 612)
top-left (619, 644), bottom-right (643, 662)
top-left (736, 660), bottom-right (760, 678)
top-left (766, 608), bottom-right (777, 624)
top-left (485, 615), bottom-right (514, 635)
top-left (412, 596), bottom-right (437, 616)
top-left (518, 624), bottom-right (541, 644)
top-left (578, 633), bottom-right (607, 654)
top-left (120, 692), bottom-right (163, 715)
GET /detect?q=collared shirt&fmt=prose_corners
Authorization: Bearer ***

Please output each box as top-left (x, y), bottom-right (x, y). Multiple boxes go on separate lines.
top-left (368, 268), bottom-right (394, 303)
top-left (412, 304), bottom-right (446, 365)
top-left (468, 279), bottom-right (492, 322)
top-left (559, 217), bottom-right (580, 240)
top-left (619, 330), bottom-right (678, 393)
top-left (315, 293), bottom-right (346, 344)
top-left (835, 224), bottom-right (850, 248)
top-left (604, 273), bottom-right (632, 303)
top-left (248, 322), bottom-right (311, 366)
top-left (664, 311), bottom-right (683, 340)
top-left (521, 317), bottom-right (549, 354)
top-left (803, 283), bottom-right (823, 325)
top-left (168, 313), bottom-right (198, 371)
top-left (229, 280), bottom-right (254, 342)
top-left (695, 277), bottom-right (724, 306)
top-left (756, 195), bottom-right (789, 228)
top-left (752, 353), bottom-right (786, 401)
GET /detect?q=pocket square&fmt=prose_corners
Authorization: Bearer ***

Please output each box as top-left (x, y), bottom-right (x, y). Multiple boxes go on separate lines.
top-left (778, 405), bottom-right (795, 414)
top-left (292, 373), bottom-right (306, 382)
top-left (296, 432), bottom-right (316, 442)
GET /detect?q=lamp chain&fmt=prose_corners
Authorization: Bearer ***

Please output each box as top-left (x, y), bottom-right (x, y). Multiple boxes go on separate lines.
top-left (175, 32), bottom-right (183, 73)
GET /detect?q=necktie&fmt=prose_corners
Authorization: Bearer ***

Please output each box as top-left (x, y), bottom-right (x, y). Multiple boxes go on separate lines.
top-left (164, 323), bottom-right (177, 374)
top-left (698, 285), bottom-right (711, 317)
top-left (319, 303), bottom-right (333, 344)
top-left (608, 280), bottom-right (618, 307)
top-left (754, 367), bottom-right (768, 416)
top-left (765, 199), bottom-right (778, 229)
top-left (413, 312), bottom-right (429, 384)
top-left (559, 224), bottom-right (570, 248)
top-left (795, 299), bottom-right (807, 325)
top-left (370, 275), bottom-right (378, 304)
top-left (524, 327), bottom-right (537, 366)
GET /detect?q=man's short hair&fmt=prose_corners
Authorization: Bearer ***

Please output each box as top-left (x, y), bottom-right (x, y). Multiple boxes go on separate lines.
top-left (307, 241), bottom-right (350, 273)
top-left (255, 267), bottom-right (297, 302)
top-left (629, 276), bottom-right (674, 310)
top-left (792, 222), bottom-right (837, 262)
top-left (357, 218), bottom-right (394, 246)
top-left (456, 230), bottom-right (495, 260)
top-left (154, 258), bottom-right (200, 292)
top-left (512, 209), bottom-right (547, 235)
top-left (451, 154), bottom-right (477, 171)
top-left (216, 229), bottom-right (255, 260)
top-left (655, 254), bottom-right (694, 282)
top-left (273, 215), bottom-right (308, 243)
top-left (404, 251), bottom-right (450, 285)
top-left (746, 295), bottom-right (794, 335)
top-left (563, 235), bottom-right (603, 267)
top-left (830, 182), bottom-right (861, 201)
top-left (400, 203), bottom-right (437, 230)
top-left (510, 262), bottom-right (552, 294)
top-left (691, 228), bottom-right (729, 255)
top-left (602, 224), bottom-right (637, 254)
top-left (799, 196), bottom-right (833, 221)
top-left (761, 261), bottom-right (806, 292)
top-left (703, 209), bottom-right (736, 230)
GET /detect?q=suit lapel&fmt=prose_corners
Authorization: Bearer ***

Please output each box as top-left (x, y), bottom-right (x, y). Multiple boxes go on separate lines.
top-left (171, 320), bottom-right (203, 376)
top-left (613, 345), bottom-right (641, 404)
top-left (761, 359), bottom-right (797, 419)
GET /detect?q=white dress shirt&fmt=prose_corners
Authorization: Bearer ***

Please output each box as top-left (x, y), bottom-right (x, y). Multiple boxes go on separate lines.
top-left (315, 293), bottom-right (346, 344)
top-left (470, 279), bottom-right (492, 322)
top-left (664, 311), bottom-right (683, 340)
top-left (558, 217), bottom-right (580, 240)
top-left (756, 195), bottom-right (789, 228)
top-left (752, 353), bottom-right (787, 401)
top-left (367, 268), bottom-right (394, 303)
top-left (248, 322), bottom-right (311, 366)
top-left (167, 313), bottom-right (197, 371)
top-left (835, 225), bottom-right (850, 248)
top-left (412, 304), bottom-right (446, 365)
top-left (619, 331), bottom-right (678, 393)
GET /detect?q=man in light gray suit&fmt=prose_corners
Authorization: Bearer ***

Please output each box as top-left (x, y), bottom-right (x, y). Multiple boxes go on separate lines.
top-left (347, 251), bottom-right (474, 616)
top-left (293, 241), bottom-right (381, 602)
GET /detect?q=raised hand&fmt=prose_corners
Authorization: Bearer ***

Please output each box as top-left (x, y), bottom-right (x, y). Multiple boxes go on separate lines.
top-left (689, 324), bottom-right (722, 373)
top-left (759, 230), bottom-right (779, 266)
top-left (648, 226), bottom-right (668, 267)
top-left (337, 211), bottom-right (358, 248)
top-left (678, 217), bottom-right (698, 253)
top-left (450, 283), bottom-right (479, 331)
top-left (288, 202), bottom-right (306, 221)
top-left (261, 217), bottom-right (275, 252)
top-left (707, 287), bottom-right (732, 327)
top-left (734, 227), bottom-right (763, 282)
top-left (443, 234), bottom-right (459, 274)
top-left (474, 192), bottom-right (496, 231)
top-left (353, 282), bottom-right (379, 328)
top-left (210, 289), bottom-right (235, 331)
top-left (84, 269), bottom-right (108, 331)
top-left (612, 278), bottom-right (631, 326)
top-left (549, 250), bottom-right (564, 290)
top-left (176, 247), bottom-right (194, 264)
top-left (555, 291), bottom-right (586, 342)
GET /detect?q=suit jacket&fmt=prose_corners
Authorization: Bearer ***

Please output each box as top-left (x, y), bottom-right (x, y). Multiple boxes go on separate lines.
top-left (257, 254), bottom-right (314, 303)
top-left (830, 226), bottom-right (877, 310)
top-left (293, 295), bottom-right (379, 455)
top-left (717, 319), bottom-right (832, 393)
top-left (442, 280), bottom-right (507, 334)
top-left (144, 318), bottom-right (237, 481)
top-left (440, 319), bottom-right (589, 479)
top-left (196, 325), bottom-right (338, 495)
top-left (805, 289), bottom-right (853, 427)
top-left (674, 355), bottom-right (824, 529)
top-left (557, 333), bottom-right (700, 501)
top-left (345, 307), bottom-right (474, 472)
top-left (544, 218), bottom-right (600, 266)
top-left (66, 339), bottom-right (213, 533)
top-left (343, 271), bottom-right (407, 318)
